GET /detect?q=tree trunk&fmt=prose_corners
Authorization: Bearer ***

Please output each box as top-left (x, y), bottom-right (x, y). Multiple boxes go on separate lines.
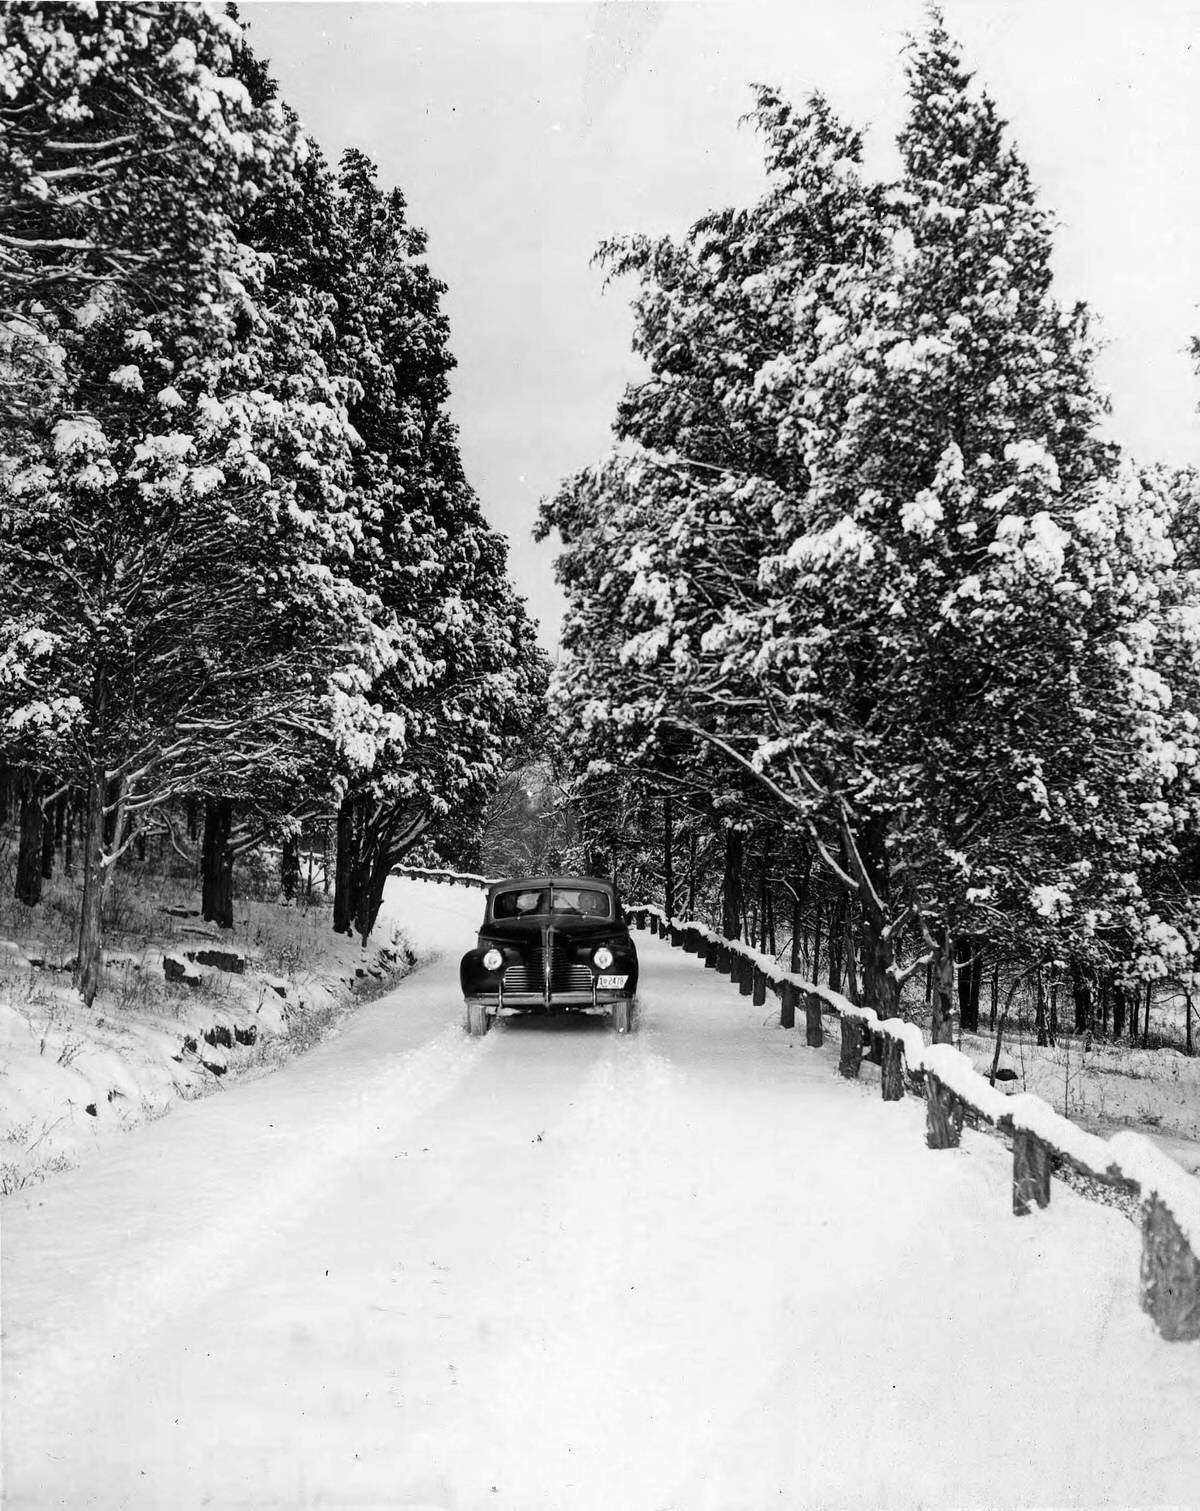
top-left (15, 774), bottom-right (44, 906)
top-left (845, 813), bottom-right (898, 1018)
top-left (1070, 959), bottom-right (1092, 1035)
top-left (63, 795), bottom-right (75, 877)
top-left (662, 795), bottom-right (674, 920)
top-left (956, 935), bottom-right (983, 1034)
top-left (930, 928), bottom-right (957, 1044)
top-left (201, 797), bottom-right (234, 929)
top-left (75, 742), bottom-right (107, 1007)
top-left (721, 828), bottom-right (743, 941)
top-left (40, 793), bottom-right (57, 880)
top-left (859, 916), bottom-right (899, 1018)
top-left (354, 833), bottom-right (391, 944)
top-left (842, 903), bottom-right (861, 1006)
top-left (1048, 976), bottom-right (1059, 1046)
top-left (1112, 984), bottom-right (1127, 1041)
top-left (790, 868), bottom-right (807, 974)
top-left (333, 798), bottom-right (357, 935)
top-left (1035, 969), bottom-right (1048, 1048)
top-left (827, 892), bottom-right (844, 993)
top-left (281, 835), bottom-right (302, 902)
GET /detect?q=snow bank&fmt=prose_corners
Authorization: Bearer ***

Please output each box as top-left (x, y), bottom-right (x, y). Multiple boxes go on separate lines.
top-left (0, 896), bottom-right (414, 1193)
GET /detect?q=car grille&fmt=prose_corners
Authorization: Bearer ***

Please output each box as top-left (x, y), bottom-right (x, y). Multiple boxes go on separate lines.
top-left (502, 943), bottom-right (544, 995)
top-left (502, 939), bottom-right (593, 998)
top-left (549, 944), bottom-right (594, 994)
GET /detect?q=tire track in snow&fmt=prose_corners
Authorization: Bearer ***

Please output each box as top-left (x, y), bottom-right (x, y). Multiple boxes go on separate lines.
top-left (9, 1020), bottom-right (494, 1432)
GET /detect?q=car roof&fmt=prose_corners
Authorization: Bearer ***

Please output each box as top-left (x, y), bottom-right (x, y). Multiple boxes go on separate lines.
top-left (486, 875), bottom-right (615, 897)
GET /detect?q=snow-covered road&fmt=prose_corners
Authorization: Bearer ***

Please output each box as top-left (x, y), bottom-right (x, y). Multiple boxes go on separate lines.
top-left (5, 878), bottom-right (1200, 1511)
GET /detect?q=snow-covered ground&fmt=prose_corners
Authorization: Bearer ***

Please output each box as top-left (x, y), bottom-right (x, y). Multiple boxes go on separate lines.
top-left (963, 1026), bottom-right (1200, 1177)
top-left (0, 883), bottom-right (412, 1192)
top-left (5, 876), bottom-right (1200, 1511)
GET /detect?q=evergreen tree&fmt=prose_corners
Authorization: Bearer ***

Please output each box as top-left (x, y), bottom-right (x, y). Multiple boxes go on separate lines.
top-left (542, 19), bottom-right (1200, 1029)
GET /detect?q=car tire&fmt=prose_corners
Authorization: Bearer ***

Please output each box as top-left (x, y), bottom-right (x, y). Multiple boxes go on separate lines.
top-left (612, 996), bottom-right (636, 1034)
top-left (465, 999), bottom-right (491, 1037)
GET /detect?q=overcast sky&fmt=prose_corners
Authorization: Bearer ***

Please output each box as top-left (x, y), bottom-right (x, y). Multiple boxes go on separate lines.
top-left (241, 0), bottom-right (1200, 648)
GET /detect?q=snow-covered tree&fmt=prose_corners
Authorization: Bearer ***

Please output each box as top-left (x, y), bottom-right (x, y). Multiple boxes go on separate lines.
top-left (0, 6), bottom-right (387, 999)
top-left (543, 19), bottom-right (1200, 1034)
top-left (314, 151), bottom-right (545, 941)
top-left (0, 2), bottom-right (287, 394)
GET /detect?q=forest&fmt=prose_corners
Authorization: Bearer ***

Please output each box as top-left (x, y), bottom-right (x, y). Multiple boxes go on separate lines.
top-left (5, 4), bottom-right (1200, 1065)
top-left (0, 1), bottom-right (545, 1004)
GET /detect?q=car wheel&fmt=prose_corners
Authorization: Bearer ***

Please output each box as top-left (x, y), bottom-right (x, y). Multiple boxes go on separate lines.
top-left (612, 996), bottom-right (636, 1034)
top-left (465, 999), bottom-right (491, 1037)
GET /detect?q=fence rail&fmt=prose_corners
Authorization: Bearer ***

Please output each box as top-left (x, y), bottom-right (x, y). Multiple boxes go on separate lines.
top-left (391, 864), bottom-right (494, 889)
top-left (390, 867), bottom-right (1199, 1342)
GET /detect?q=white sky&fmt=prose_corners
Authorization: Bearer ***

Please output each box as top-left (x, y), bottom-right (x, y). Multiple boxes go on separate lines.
top-left (241, 0), bottom-right (1200, 647)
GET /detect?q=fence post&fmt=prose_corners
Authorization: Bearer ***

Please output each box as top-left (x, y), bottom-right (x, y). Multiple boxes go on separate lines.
top-left (838, 1015), bottom-right (863, 1078)
top-left (738, 956), bottom-right (754, 997)
top-left (752, 967), bottom-right (767, 1007)
top-left (880, 1034), bottom-right (904, 1101)
top-left (780, 980), bottom-right (797, 1029)
top-left (924, 1074), bottom-right (964, 1148)
top-left (704, 938), bottom-right (720, 969)
top-left (1012, 1128), bottom-right (1051, 1215)
top-left (805, 993), bottom-right (824, 1048)
top-left (1140, 1195), bottom-right (1200, 1341)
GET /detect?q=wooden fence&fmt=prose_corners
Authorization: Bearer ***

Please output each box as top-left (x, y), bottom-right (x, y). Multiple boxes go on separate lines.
top-left (630, 901), bottom-right (1200, 1345)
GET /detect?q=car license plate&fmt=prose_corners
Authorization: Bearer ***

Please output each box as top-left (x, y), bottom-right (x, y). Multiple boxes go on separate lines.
top-left (597, 974), bottom-right (628, 989)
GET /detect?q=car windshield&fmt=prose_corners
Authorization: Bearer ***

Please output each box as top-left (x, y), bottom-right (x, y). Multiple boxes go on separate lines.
top-left (491, 886), bottom-right (612, 921)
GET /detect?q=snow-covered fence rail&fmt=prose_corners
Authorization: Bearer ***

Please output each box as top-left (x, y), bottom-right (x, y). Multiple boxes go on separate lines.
top-left (390, 865), bottom-right (493, 890)
top-left (630, 902), bottom-right (1200, 1343)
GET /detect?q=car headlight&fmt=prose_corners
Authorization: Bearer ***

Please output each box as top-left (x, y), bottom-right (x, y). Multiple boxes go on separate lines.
top-left (482, 948), bottom-right (504, 971)
top-left (593, 946), bottom-right (614, 970)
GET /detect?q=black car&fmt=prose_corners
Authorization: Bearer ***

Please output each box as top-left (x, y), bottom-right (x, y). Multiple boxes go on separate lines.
top-left (460, 875), bottom-right (639, 1035)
